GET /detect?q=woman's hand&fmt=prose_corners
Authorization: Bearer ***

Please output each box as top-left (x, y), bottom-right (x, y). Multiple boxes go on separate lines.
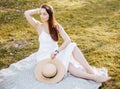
top-left (51, 50), bottom-right (59, 59)
top-left (36, 8), bottom-right (41, 14)
top-left (51, 52), bottom-right (57, 59)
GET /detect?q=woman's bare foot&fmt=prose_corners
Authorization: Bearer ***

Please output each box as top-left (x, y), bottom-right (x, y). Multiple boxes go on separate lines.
top-left (93, 74), bottom-right (111, 83)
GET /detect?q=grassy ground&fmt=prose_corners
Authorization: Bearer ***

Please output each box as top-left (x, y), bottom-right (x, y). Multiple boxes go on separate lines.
top-left (0, 0), bottom-right (120, 89)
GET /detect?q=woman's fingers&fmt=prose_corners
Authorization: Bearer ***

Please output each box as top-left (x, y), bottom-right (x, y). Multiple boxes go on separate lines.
top-left (51, 54), bottom-right (56, 59)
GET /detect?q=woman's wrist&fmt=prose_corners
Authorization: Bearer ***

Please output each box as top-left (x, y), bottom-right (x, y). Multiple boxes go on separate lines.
top-left (54, 49), bottom-right (60, 55)
top-left (55, 49), bottom-right (59, 54)
top-left (26, 8), bottom-right (41, 15)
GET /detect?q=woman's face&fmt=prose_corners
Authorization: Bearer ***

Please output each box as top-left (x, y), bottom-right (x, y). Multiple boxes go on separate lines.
top-left (40, 8), bottom-right (49, 23)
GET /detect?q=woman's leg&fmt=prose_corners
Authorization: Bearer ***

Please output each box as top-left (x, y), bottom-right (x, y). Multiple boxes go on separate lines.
top-left (72, 46), bottom-right (94, 74)
top-left (68, 63), bottom-right (110, 82)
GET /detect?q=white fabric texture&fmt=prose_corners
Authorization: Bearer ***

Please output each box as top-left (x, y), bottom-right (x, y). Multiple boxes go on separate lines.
top-left (0, 30), bottom-right (105, 89)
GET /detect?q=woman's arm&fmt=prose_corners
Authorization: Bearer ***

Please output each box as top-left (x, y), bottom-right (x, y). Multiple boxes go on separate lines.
top-left (56, 24), bottom-right (71, 52)
top-left (24, 8), bottom-right (41, 34)
top-left (51, 24), bottom-right (71, 59)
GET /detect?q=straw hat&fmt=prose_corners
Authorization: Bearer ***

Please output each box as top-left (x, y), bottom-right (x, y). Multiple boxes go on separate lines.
top-left (34, 58), bottom-right (65, 84)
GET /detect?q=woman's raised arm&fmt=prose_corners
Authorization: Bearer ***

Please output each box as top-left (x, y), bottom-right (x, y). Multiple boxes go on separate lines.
top-left (24, 8), bottom-right (41, 33)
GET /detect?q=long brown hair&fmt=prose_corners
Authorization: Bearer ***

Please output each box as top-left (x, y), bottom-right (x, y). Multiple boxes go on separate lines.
top-left (41, 4), bottom-right (58, 41)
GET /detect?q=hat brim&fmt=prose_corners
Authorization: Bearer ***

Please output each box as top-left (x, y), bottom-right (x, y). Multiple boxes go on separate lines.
top-left (34, 58), bottom-right (65, 84)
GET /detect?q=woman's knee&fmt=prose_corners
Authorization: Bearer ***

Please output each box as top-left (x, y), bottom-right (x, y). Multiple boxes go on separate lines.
top-left (68, 63), bottom-right (77, 73)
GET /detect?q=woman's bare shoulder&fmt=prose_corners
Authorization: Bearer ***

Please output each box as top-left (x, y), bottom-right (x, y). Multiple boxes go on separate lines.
top-left (36, 22), bottom-right (43, 35)
top-left (56, 23), bottom-right (64, 31)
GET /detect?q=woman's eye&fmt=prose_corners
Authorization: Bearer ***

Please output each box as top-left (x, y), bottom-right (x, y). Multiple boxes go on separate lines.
top-left (40, 13), bottom-right (47, 16)
top-left (43, 13), bottom-right (46, 15)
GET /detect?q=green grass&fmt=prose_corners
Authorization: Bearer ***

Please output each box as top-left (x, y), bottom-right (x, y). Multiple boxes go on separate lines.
top-left (0, 0), bottom-right (120, 89)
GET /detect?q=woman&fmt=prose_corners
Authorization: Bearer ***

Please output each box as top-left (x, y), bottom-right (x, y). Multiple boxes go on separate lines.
top-left (0, 4), bottom-right (110, 89)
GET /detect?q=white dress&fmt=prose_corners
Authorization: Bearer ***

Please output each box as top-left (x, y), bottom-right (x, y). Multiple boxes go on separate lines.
top-left (0, 29), bottom-right (107, 89)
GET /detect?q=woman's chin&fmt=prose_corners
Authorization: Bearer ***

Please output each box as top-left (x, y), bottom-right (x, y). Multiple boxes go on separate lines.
top-left (42, 20), bottom-right (47, 23)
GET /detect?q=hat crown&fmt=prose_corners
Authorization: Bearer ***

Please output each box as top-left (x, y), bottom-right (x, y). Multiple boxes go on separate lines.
top-left (42, 63), bottom-right (57, 78)
top-left (34, 58), bottom-right (65, 84)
